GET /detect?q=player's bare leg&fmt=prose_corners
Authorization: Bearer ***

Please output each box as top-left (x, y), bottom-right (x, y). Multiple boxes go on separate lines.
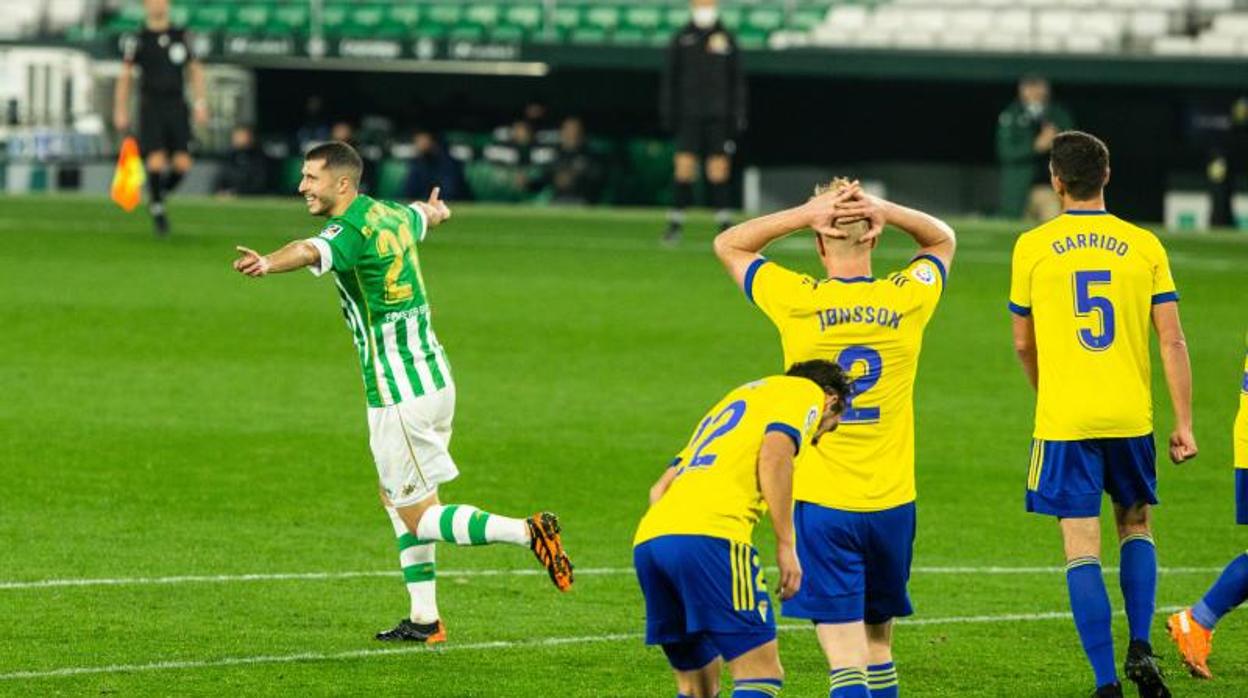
top-left (865, 621), bottom-right (899, 696)
top-left (144, 149), bottom-right (171, 236)
top-left (1112, 504), bottom-right (1169, 697)
top-left (706, 154), bottom-right (733, 232)
top-left (168, 151), bottom-right (193, 198)
top-left (665, 152), bottom-right (698, 245)
top-left (394, 492), bottom-right (574, 592)
top-left (726, 639), bottom-right (785, 696)
top-left (815, 621), bottom-right (871, 696)
top-left (674, 657), bottom-right (721, 698)
top-left (1061, 516), bottom-right (1122, 694)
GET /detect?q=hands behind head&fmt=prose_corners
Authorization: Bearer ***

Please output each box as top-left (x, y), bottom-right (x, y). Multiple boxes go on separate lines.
top-left (804, 180), bottom-right (885, 244)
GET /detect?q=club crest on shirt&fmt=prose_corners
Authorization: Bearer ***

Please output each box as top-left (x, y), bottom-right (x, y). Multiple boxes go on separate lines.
top-left (319, 224), bottom-right (342, 240)
top-left (707, 33), bottom-right (731, 54)
top-left (911, 263), bottom-right (936, 286)
top-left (169, 43), bottom-right (187, 65)
top-left (805, 406), bottom-right (819, 434)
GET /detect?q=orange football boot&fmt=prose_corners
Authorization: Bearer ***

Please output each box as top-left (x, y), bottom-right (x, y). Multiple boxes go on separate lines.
top-left (527, 511), bottom-right (574, 591)
top-left (1166, 609), bottom-right (1213, 679)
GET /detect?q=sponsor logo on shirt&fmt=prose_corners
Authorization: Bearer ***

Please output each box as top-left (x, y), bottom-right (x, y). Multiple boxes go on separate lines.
top-left (319, 224), bottom-right (342, 240)
top-left (911, 263), bottom-right (936, 286)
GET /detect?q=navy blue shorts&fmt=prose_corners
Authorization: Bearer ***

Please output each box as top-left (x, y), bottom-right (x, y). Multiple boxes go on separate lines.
top-left (1025, 435), bottom-right (1158, 518)
top-left (634, 534), bottom-right (775, 670)
top-left (1236, 469), bottom-right (1248, 525)
top-left (782, 501), bottom-right (916, 625)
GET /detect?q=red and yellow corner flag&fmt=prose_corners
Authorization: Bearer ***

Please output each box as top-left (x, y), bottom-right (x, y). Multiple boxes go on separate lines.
top-left (110, 137), bottom-right (145, 212)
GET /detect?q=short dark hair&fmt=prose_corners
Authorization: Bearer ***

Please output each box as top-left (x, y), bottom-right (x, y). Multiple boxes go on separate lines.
top-left (305, 141), bottom-right (363, 186)
top-left (1050, 131), bottom-right (1109, 200)
top-left (785, 359), bottom-right (853, 413)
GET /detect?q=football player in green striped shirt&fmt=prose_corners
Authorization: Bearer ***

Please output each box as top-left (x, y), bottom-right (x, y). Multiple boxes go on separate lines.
top-left (232, 141), bottom-right (574, 644)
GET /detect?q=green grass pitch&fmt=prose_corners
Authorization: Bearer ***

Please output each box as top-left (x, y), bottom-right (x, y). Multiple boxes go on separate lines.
top-left (1, 194), bottom-right (1246, 696)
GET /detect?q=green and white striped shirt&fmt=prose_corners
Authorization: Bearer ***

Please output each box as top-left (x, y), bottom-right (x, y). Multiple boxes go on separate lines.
top-left (307, 194), bottom-right (452, 407)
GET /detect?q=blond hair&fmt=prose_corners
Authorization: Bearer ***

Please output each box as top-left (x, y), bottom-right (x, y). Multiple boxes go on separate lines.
top-left (812, 177), bottom-right (869, 242)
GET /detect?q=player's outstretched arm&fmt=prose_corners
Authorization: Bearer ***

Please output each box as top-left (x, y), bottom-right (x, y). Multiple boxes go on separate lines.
top-left (713, 183), bottom-right (865, 290)
top-left (232, 241), bottom-right (320, 277)
top-left (1012, 315), bottom-right (1039, 390)
top-left (758, 432), bottom-right (801, 600)
top-left (411, 187), bottom-right (452, 229)
top-left (1153, 302), bottom-right (1198, 463)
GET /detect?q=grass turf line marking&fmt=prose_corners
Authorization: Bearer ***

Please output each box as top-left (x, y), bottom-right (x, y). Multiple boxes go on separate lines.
top-left (0, 607), bottom-right (1181, 682)
top-left (0, 566), bottom-right (1224, 591)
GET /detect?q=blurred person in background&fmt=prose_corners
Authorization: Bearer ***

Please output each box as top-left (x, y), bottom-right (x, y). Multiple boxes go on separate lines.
top-left (404, 129), bottom-right (470, 202)
top-left (483, 119), bottom-right (543, 200)
top-left (330, 120), bottom-right (378, 194)
top-left (660, 0), bottom-right (747, 243)
top-left (295, 96), bottom-right (330, 152)
top-left (114, 0), bottom-right (208, 236)
top-left (1208, 96), bottom-right (1247, 228)
top-left (996, 75), bottom-right (1073, 222)
top-left (213, 125), bottom-right (268, 197)
top-left (538, 117), bottom-right (605, 205)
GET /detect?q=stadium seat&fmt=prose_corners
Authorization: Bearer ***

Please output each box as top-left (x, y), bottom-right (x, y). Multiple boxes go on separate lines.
top-left (501, 4), bottom-right (543, 39)
top-left (745, 8), bottom-right (785, 34)
top-left (584, 6), bottom-right (621, 33)
top-left (343, 6), bottom-right (390, 38)
top-left (188, 5), bottom-right (231, 33)
top-left (385, 4), bottom-right (422, 35)
top-left (664, 6), bottom-right (690, 32)
top-left (551, 5), bottom-right (583, 38)
top-left (621, 5), bottom-right (664, 33)
top-left (269, 5), bottom-right (310, 36)
top-left (319, 4), bottom-right (350, 37)
top-left (788, 8), bottom-right (826, 32)
top-left (231, 5), bottom-right (272, 35)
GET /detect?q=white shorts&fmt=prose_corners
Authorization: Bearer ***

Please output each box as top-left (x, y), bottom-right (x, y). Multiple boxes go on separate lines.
top-left (368, 386), bottom-right (459, 507)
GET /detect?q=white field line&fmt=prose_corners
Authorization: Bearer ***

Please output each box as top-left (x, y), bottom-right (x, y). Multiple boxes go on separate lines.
top-left (0, 565), bottom-right (1224, 592)
top-left (0, 606), bottom-right (1181, 682)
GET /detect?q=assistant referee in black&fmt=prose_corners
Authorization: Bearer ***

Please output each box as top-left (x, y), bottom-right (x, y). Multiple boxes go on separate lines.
top-left (114, 0), bottom-right (208, 236)
top-left (660, 0), bottom-right (747, 244)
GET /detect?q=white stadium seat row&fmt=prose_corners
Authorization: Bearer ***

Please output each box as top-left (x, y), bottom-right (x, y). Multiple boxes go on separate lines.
top-left (792, 1), bottom-right (1248, 56)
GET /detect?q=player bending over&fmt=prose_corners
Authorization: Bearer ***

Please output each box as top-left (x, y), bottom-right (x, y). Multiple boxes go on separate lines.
top-left (232, 141), bottom-right (573, 643)
top-left (635, 360), bottom-right (851, 697)
top-left (1167, 333), bottom-right (1248, 679)
top-left (715, 179), bottom-right (955, 697)
top-left (1009, 131), bottom-right (1196, 698)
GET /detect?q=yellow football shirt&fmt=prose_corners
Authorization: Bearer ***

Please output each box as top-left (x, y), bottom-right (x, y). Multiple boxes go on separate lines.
top-left (1009, 211), bottom-right (1178, 440)
top-left (748, 254), bottom-right (946, 511)
top-left (633, 375), bottom-right (826, 546)
top-left (1236, 337), bottom-right (1247, 470)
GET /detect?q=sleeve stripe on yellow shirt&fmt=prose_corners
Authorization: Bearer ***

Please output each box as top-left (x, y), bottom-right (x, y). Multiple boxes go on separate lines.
top-left (911, 253), bottom-right (948, 288)
top-left (1008, 301), bottom-right (1031, 317)
top-left (764, 422), bottom-right (802, 454)
top-left (743, 257), bottom-right (769, 305)
top-left (1152, 291), bottom-right (1180, 305)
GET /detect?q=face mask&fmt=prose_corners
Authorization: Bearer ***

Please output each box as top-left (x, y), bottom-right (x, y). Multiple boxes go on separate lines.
top-left (692, 8), bottom-right (718, 29)
top-left (1025, 102), bottom-right (1044, 118)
